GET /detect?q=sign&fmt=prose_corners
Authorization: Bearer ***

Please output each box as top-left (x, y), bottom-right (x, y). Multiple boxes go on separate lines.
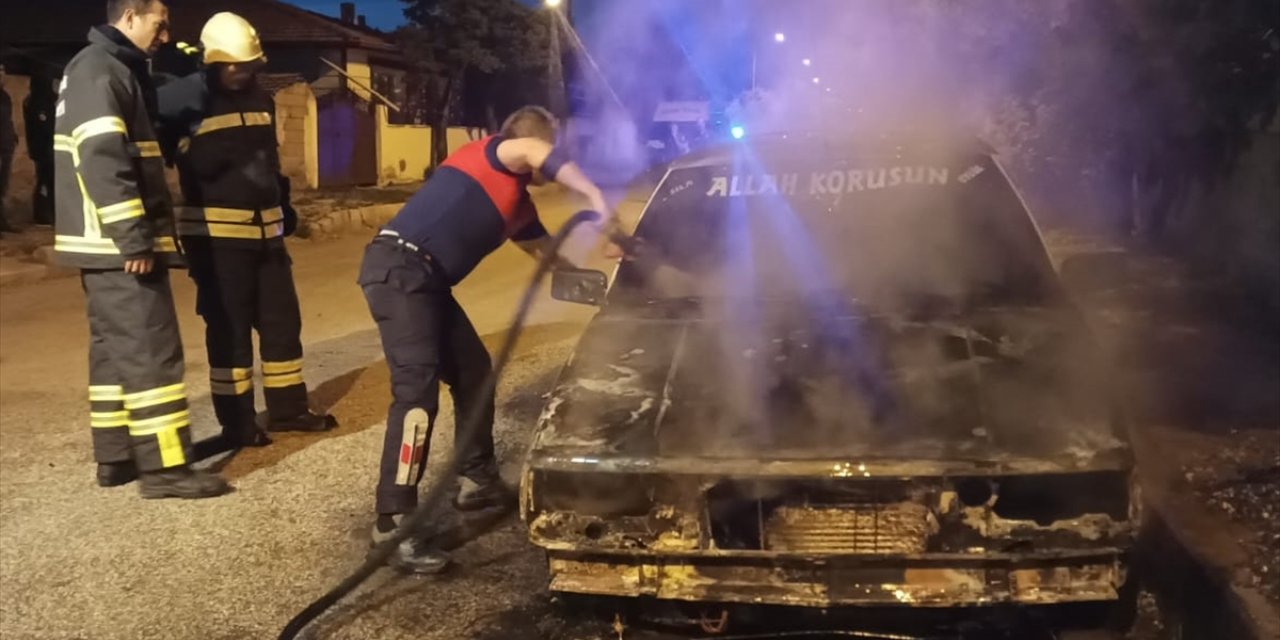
top-left (653, 101), bottom-right (710, 123)
top-left (705, 166), bottom-right (952, 198)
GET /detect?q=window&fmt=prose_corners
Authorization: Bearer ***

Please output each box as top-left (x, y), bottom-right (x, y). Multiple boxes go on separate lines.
top-left (373, 70), bottom-right (427, 125)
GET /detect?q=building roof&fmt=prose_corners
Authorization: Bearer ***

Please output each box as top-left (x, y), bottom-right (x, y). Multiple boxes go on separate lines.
top-left (257, 73), bottom-right (309, 94)
top-left (0, 0), bottom-right (399, 53)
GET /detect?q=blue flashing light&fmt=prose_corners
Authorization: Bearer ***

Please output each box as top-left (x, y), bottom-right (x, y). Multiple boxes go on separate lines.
top-left (731, 125), bottom-right (746, 140)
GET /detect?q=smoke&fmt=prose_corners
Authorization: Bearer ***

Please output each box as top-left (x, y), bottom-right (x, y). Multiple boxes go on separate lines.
top-left (567, 0), bottom-right (1146, 213)
top-left (546, 0), bottom-right (1145, 461)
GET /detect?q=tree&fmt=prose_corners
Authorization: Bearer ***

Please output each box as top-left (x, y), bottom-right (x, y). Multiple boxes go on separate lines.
top-left (397, 0), bottom-right (551, 172)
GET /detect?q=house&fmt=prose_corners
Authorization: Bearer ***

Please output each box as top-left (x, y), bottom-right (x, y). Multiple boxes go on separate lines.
top-left (1, 0), bottom-right (439, 195)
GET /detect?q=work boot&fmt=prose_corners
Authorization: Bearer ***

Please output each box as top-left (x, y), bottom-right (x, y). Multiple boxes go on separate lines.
top-left (96, 461), bottom-right (139, 487)
top-left (138, 466), bottom-right (231, 500)
top-left (266, 410), bottom-right (338, 433)
top-left (454, 473), bottom-right (517, 512)
top-left (370, 514), bottom-right (450, 575)
top-left (225, 425), bottom-right (272, 448)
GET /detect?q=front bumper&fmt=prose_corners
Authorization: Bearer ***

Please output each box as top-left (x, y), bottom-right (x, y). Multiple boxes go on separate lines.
top-left (547, 551), bottom-right (1126, 607)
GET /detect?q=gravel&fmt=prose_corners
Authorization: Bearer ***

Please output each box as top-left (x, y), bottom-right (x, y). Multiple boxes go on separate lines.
top-left (1183, 430), bottom-right (1280, 603)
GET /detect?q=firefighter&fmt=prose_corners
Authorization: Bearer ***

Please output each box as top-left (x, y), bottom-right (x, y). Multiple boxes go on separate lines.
top-left (155, 12), bottom-right (337, 449)
top-left (358, 106), bottom-right (613, 573)
top-left (54, 0), bottom-right (229, 498)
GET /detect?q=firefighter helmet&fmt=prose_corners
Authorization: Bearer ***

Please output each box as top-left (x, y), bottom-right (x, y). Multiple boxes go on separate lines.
top-left (200, 12), bottom-right (267, 65)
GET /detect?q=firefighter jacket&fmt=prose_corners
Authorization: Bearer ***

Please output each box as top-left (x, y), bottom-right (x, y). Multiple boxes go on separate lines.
top-left (156, 70), bottom-right (296, 245)
top-left (53, 26), bottom-right (180, 269)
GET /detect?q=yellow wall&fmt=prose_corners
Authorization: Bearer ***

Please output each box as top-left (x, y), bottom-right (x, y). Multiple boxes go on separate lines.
top-left (376, 105), bottom-right (431, 184)
top-left (344, 50), bottom-right (373, 101)
top-left (447, 128), bottom-right (475, 155)
top-left (375, 104), bottom-right (484, 184)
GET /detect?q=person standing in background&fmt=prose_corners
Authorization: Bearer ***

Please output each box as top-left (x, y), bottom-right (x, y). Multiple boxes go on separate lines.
top-left (24, 73), bottom-right (57, 226)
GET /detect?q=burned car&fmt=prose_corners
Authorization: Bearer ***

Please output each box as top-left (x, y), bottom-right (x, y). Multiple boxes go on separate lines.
top-left (521, 132), bottom-right (1139, 616)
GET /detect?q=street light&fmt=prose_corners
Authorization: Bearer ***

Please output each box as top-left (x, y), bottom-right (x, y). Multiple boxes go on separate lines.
top-left (774, 32), bottom-right (786, 43)
top-left (812, 77), bottom-right (820, 84)
top-left (544, 0), bottom-right (565, 116)
top-left (802, 58), bottom-right (811, 66)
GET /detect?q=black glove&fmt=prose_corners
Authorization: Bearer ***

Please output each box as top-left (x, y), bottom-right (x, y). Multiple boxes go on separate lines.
top-left (278, 175), bottom-right (298, 236)
top-left (283, 203), bottom-right (298, 237)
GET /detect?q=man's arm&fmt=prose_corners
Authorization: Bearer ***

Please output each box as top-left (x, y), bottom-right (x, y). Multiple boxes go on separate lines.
top-left (154, 73), bottom-right (203, 166)
top-left (509, 200), bottom-right (575, 268)
top-left (74, 73), bottom-right (154, 270)
top-left (495, 137), bottom-right (611, 221)
top-left (513, 235), bottom-right (576, 269)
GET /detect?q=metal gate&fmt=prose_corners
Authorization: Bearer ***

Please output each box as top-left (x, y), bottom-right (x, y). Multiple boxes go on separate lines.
top-left (316, 90), bottom-right (377, 188)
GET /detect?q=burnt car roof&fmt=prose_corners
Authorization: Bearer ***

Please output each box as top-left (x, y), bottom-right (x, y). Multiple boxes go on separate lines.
top-left (668, 130), bottom-right (997, 170)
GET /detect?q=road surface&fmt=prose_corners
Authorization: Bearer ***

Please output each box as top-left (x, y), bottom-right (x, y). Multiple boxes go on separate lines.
top-left (0, 188), bottom-right (634, 640)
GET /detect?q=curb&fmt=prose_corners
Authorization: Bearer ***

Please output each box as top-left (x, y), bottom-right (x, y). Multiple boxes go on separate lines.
top-left (0, 261), bottom-right (54, 288)
top-left (0, 203), bottom-right (404, 288)
top-left (0, 247), bottom-right (77, 288)
top-left (1141, 505), bottom-right (1279, 640)
top-left (296, 203), bottom-right (400, 241)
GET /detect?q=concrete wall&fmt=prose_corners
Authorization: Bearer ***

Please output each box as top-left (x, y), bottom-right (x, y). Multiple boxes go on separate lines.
top-left (374, 105), bottom-right (480, 185)
top-left (273, 82), bottom-right (315, 188)
top-left (2, 74), bottom-right (34, 225)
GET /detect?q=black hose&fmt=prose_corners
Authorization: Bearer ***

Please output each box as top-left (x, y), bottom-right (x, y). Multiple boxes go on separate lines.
top-left (278, 209), bottom-right (604, 640)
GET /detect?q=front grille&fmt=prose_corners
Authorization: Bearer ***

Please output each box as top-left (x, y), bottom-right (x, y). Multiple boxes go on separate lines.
top-left (765, 502), bottom-right (932, 554)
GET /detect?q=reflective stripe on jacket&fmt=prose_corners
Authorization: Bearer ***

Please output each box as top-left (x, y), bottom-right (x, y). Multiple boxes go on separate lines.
top-left (53, 26), bottom-right (180, 269)
top-left (157, 71), bottom-right (286, 245)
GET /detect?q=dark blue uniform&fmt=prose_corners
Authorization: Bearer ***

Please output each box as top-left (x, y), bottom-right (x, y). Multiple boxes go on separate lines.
top-left (156, 70), bottom-right (315, 446)
top-left (383, 135), bottom-right (548, 283)
top-left (359, 135), bottom-right (547, 515)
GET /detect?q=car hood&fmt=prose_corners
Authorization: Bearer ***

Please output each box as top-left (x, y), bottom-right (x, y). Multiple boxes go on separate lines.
top-left (532, 303), bottom-right (1129, 470)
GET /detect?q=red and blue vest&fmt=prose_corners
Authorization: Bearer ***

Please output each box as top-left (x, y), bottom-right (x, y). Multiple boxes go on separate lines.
top-left (384, 135), bottom-right (547, 284)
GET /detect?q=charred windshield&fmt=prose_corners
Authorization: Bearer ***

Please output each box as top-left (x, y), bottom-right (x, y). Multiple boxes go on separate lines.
top-left (612, 146), bottom-right (1061, 311)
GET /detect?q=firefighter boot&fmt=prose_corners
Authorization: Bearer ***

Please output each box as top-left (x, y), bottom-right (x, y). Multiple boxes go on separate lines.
top-left (454, 471), bottom-right (517, 512)
top-left (139, 466), bottom-right (232, 500)
top-left (267, 410), bottom-right (338, 433)
top-left (370, 514), bottom-right (450, 575)
top-left (97, 461), bottom-right (139, 487)
top-left (225, 425), bottom-right (272, 449)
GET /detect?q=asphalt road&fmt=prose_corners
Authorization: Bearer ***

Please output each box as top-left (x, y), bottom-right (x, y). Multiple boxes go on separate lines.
top-left (0, 188), bottom-right (638, 640)
top-left (2, 186), bottom-right (1236, 640)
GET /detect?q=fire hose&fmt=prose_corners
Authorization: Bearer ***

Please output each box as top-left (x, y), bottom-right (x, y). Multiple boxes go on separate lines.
top-left (278, 209), bottom-right (609, 639)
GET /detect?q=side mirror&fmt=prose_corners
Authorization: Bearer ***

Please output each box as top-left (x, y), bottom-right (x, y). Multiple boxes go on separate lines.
top-left (551, 268), bottom-right (608, 306)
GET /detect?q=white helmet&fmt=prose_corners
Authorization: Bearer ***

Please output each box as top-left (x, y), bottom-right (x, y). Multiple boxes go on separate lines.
top-left (200, 12), bottom-right (266, 65)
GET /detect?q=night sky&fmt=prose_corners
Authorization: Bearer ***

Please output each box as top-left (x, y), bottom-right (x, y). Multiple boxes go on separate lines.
top-left (283, 0), bottom-right (548, 31)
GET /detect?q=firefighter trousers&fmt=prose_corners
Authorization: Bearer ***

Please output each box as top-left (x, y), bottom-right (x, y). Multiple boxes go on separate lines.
top-left (358, 239), bottom-right (496, 515)
top-left (183, 239), bottom-right (309, 437)
top-left (82, 268), bottom-right (194, 472)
